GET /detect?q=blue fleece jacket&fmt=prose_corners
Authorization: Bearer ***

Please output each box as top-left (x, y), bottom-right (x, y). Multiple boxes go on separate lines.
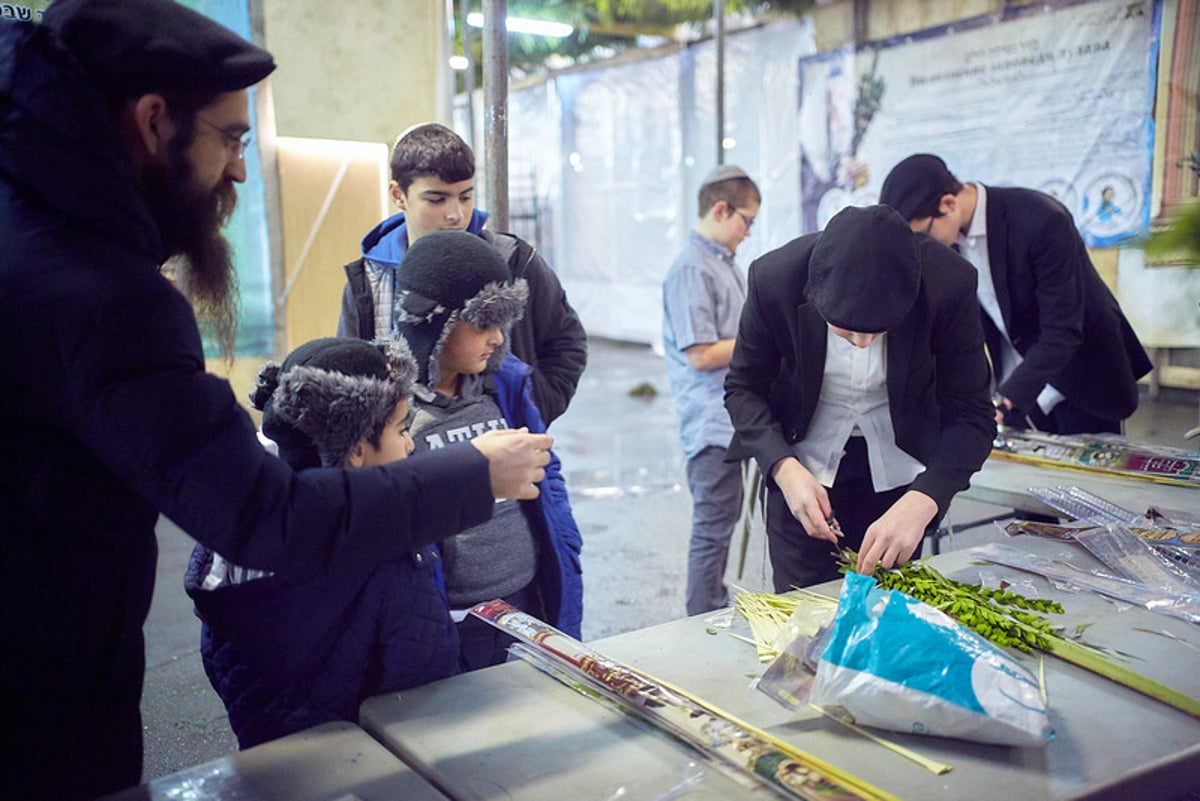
top-left (361, 209), bottom-right (490, 268)
top-left (489, 353), bottom-right (584, 637)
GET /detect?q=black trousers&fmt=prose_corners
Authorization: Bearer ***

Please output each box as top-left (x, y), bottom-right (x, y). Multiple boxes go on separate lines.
top-left (764, 436), bottom-right (940, 590)
top-left (455, 583), bottom-right (545, 671)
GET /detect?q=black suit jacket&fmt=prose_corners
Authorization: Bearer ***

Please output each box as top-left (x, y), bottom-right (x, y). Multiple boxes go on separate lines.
top-left (980, 186), bottom-right (1152, 421)
top-left (724, 233), bottom-right (995, 515)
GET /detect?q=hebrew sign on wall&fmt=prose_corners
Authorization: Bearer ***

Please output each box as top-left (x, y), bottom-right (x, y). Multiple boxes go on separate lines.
top-left (801, 0), bottom-right (1161, 247)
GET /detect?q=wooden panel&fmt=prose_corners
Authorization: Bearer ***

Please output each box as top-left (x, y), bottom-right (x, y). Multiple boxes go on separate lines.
top-left (261, 0), bottom-right (448, 144)
top-left (1088, 247), bottom-right (1119, 292)
top-left (206, 354), bottom-right (272, 426)
top-left (1161, 0), bottom-right (1200, 208)
top-left (275, 137), bottom-right (389, 351)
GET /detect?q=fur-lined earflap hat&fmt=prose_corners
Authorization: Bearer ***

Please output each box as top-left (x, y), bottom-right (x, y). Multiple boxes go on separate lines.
top-left (395, 230), bottom-right (528, 387)
top-left (250, 338), bottom-right (417, 469)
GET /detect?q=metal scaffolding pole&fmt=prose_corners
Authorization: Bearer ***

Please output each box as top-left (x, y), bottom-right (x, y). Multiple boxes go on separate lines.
top-left (715, 0), bottom-right (725, 165)
top-left (482, 0), bottom-right (509, 230)
top-left (457, 0), bottom-right (475, 151)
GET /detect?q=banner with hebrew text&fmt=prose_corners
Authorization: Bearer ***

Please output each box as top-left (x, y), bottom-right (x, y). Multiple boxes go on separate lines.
top-left (800, 0), bottom-right (1161, 247)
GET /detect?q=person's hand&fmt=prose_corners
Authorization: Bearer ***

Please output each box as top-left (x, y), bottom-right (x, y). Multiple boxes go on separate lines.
top-left (856, 490), bottom-right (938, 575)
top-left (771, 457), bottom-right (839, 543)
top-left (471, 428), bottom-right (552, 500)
top-left (994, 395), bottom-right (1013, 425)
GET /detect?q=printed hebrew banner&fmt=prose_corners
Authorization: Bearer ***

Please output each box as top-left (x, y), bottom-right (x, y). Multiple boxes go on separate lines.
top-left (799, 0), bottom-right (1161, 247)
top-left (1, 2), bottom-right (45, 21)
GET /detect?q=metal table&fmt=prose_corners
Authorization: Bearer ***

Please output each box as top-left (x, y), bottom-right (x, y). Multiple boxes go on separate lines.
top-left (101, 721), bottom-right (450, 801)
top-left (926, 453), bottom-right (1199, 554)
top-left (361, 538), bottom-right (1200, 801)
top-left (963, 455), bottom-right (1197, 519)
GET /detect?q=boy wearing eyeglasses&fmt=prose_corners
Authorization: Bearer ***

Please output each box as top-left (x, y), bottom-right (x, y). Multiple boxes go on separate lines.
top-left (661, 165), bottom-right (761, 615)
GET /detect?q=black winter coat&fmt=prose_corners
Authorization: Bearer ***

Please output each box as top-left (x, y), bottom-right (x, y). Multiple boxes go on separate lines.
top-left (977, 186), bottom-right (1152, 421)
top-left (725, 232), bottom-right (995, 517)
top-left (0, 21), bottom-right (493, 800)
top-left (184, 547), bottom-right (460, 749)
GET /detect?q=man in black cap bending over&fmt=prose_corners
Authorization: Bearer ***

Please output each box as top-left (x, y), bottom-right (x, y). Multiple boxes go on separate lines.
top-left (0, 2), bottom-right (550, 798)
top-left (880, 154), bottom-right (1152, 435)
top-left (724, 205), bottom-right (995, 589)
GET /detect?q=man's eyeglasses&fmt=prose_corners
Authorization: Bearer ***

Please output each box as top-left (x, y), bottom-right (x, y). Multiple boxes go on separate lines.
top-left (196, 116), bottom-right (253, 160)
top-left (733, 208), bottom-right (756, 231)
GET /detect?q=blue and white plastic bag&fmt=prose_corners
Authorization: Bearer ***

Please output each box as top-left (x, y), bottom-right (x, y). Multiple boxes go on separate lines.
top-left (808, 571), bottom-right (1053, 747)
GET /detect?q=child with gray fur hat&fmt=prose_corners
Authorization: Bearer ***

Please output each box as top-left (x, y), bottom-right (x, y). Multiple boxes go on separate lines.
top-left (396, 230), bottom-right (584, 669)
top-left (184, 337), bottom-right (461, 748)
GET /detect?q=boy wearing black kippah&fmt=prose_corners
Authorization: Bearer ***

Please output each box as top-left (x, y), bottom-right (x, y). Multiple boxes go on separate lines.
top-left (880, 153), bottom-right (1152, 435)
top-left (725, 205), bottom-right (995, 588)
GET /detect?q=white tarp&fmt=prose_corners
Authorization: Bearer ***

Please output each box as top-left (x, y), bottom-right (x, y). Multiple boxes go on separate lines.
top-left (467, 2), bottom-right (1165, 345)
top-left (474, 20), bottom-right (818, 344)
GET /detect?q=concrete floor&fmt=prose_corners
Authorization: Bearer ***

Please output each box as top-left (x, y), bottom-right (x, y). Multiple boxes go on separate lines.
top-left (138, 336), bottom-right (1200, 782)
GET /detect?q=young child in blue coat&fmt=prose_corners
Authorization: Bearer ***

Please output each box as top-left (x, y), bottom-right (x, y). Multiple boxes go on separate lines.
top-left (185, 337), bottom-right (460, 748)
top-left (395, 230), bottom-right (584, 669)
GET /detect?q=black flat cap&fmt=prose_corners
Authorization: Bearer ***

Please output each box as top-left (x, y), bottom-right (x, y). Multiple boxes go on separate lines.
top-left (806, 205), bottom-right (921, 333)
top-left (43, 0), bottom-right (276, 99)
top-left (879, 154), bottom-right (958, 222)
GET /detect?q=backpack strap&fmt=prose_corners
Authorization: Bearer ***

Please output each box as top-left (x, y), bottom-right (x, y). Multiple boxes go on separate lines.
top-left (493, 232), bottom-right (535, 279)
top-left (342, 257), bottom-right (374, 339)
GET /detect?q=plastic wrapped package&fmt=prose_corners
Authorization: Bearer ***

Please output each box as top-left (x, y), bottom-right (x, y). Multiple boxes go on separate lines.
top-left (976, 542), bottom-right (1200, 624)
top-left (806, 573), bottom-right (1053, 747)
top-left (1070, 524), bottom-right (1200, 596)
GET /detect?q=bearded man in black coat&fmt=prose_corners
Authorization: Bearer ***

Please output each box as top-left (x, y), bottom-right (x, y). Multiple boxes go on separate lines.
top-left (0, 2), bottom-right (549, 797)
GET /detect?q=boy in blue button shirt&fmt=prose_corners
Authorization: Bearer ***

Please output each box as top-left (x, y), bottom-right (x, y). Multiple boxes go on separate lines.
top-left (662, 165), bottom-right (761, 615)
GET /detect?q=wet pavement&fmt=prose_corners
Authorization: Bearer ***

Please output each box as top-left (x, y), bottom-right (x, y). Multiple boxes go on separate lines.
top-left (138, 336), bottom-right (1199, 781)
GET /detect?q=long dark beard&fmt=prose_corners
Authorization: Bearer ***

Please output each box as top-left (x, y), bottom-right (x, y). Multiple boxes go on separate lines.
top-left (142, 145), bottom-right (240, 361)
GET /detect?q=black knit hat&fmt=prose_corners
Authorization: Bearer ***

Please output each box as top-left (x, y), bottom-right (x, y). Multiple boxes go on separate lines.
top-left (806, 205), bottom-right (921, 333)
top-left (879, 154), bottom-right (960, 222)
top-left (395, 230), bottom-right (528, 386)
top-left (42, 0), bottom-right (276, 100)
top-left (251, 338), bottom-right (417, 469)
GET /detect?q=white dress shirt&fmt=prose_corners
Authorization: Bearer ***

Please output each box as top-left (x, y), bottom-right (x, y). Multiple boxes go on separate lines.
top-left (792, 328), bottom-right (925, 492)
